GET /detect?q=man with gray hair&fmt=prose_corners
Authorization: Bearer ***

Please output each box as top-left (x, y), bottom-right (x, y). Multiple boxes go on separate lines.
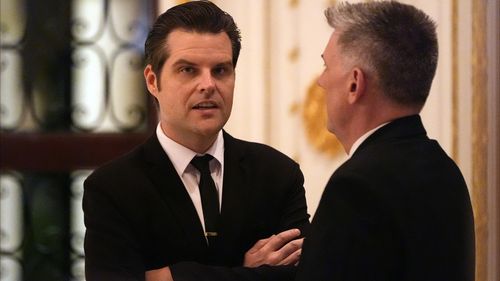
top-left (295, 1), bottom-right (475, 280)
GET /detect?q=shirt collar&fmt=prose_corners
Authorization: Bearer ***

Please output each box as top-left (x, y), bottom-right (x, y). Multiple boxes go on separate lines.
top-left (347, 122), bottom-right (389, 158)
top-left (156, 123), bottom-right (224, 175)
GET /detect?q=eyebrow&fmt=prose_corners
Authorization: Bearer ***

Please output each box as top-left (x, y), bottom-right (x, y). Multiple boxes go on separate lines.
top-left (215, 61), bottom-right (234, 68)
top-left (172, 59), bottom-right (234, 69)
top-left (172, 59), bottom-right (196, 67)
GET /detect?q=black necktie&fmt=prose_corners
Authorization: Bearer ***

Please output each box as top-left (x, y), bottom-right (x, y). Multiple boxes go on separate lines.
top-left (190, 155), bottom-right (219, 243)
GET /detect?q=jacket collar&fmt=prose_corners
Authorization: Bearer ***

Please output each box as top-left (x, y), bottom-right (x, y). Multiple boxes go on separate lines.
top-left (353, 114), bottom-right (428, 157)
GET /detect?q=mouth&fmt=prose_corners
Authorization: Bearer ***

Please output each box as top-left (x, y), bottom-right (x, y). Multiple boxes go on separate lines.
top-left (192, 101), bottom-right (218, 110)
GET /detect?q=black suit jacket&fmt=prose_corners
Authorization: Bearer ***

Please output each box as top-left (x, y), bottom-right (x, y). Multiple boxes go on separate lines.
top-left (295, 115), bottom-right (475, 281)
top-left (83, 132), bottom-right (310, 281)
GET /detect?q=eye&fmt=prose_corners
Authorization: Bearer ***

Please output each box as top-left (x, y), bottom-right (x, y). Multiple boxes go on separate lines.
top-left (213, 65), bottom-right (232, 77)
top-left (213, 67), bottom-right (225, 75)
top-left (180, 66), bottom-right (195, 74)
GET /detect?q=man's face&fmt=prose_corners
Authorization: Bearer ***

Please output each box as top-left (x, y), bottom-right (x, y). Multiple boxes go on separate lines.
top-left (145, 30), bottom-right (235, 145)
top-left (318, 31), bottom-right (352, 136)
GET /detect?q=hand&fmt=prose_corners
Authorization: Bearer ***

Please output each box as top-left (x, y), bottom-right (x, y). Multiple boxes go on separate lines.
top-left (146, 266), bottom-right (173, 281)
top-left (244, 228), bottom-right (303, 268)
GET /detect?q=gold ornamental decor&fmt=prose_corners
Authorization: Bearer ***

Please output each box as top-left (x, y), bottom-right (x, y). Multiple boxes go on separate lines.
top-left (301, 77), bottom-right (343, 157)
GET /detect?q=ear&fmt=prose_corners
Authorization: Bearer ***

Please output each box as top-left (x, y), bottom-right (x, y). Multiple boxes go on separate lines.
top-left (144, 65), bottom-right (159, 98)
top-left (347, 67), bottom-right (366, 104)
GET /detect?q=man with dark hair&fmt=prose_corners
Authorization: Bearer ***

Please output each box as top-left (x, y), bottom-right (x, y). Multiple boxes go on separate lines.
top-left (83, 1), bottom-right (309, 281)
top-left (295, 1), bottom-right (475, 281)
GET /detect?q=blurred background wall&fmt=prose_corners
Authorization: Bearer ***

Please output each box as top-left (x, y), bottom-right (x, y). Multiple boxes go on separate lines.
top-left (1, 0), bottom-right (498, 280)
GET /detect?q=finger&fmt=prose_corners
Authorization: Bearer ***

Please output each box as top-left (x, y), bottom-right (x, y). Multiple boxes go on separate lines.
top-left (247, 236), bottom-right (273, 254)
top-left (276, 238), bottom-right (303, 261)
top-left (261, 229), bottom-right (301, 252)
top-left (145, 267), bottom-right (172, 281)
top-left (278, 248), bottom-right (302, 266)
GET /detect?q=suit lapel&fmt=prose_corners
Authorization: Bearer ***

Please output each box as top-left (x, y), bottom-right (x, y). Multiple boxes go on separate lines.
top-left (218, 132), bottom-right (250, 242)
top-left (141, 135), bottom-right (208, 252)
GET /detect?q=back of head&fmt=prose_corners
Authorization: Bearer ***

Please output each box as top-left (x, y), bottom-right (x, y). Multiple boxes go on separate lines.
top-left (145, 0), bottom-right (241, 75)
top-left (325, 1), bottom-right (438, 109)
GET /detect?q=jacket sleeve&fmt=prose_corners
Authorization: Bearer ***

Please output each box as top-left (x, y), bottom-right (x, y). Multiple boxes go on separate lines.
top-left (171, 263), bottom-right (296, 281)
top-left (83, 175), bottom-right (146, 281)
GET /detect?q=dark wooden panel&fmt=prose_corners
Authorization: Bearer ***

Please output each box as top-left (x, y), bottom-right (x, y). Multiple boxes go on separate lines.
top-left (0, 133), bottom-right (151, 171)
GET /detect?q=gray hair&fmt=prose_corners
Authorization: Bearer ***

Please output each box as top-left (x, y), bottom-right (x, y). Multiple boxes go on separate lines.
top-left (325, 1), bottom-right (438, 107)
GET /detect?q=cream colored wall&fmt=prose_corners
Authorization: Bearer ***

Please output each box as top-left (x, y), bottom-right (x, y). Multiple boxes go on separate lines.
top-left (486, 2), bottom-right (499, 280)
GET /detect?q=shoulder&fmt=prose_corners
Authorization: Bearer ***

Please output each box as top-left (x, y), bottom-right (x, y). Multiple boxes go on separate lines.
top-left (225, 133), bottom-right (298, 168)
top-left (82, 138), bottom-right (163, 217)
top-left (326, 135), bottom-right (467, 203)
top-left (85, 139), bottom-right (150, 188)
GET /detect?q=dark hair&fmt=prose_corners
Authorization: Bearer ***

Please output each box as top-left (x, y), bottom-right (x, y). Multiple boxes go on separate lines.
top-left (325, 1), bottom-right (438, 107)
top-left (145, 0), bottom-right (241, 76)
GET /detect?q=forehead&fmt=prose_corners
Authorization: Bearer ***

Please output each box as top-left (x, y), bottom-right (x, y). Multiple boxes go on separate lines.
top-left (164, 29), bottom-right (232, 59)
top-left (323, 30), bottom-right (341, 60)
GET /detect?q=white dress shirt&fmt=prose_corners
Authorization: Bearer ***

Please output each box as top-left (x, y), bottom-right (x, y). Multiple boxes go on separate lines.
top-left (156, 124), bottom-right (225, 233)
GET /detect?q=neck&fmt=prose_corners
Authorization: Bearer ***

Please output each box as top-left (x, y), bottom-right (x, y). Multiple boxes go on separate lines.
top-left (160, 123), bottom-right (218, 154)
top-left (339, 102), bottom-right (420, 154)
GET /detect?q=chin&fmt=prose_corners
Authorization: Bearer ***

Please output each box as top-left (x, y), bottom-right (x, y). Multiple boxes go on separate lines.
top-left (195, 125), bottom-right (223, 138)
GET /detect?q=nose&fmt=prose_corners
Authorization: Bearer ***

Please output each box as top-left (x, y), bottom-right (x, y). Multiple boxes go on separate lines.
top-left (198, 70), bottom-right (216, 93)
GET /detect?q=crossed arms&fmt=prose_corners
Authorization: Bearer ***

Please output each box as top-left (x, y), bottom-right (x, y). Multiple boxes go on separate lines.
top-left (146, 228), bottom-right (304, 281)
